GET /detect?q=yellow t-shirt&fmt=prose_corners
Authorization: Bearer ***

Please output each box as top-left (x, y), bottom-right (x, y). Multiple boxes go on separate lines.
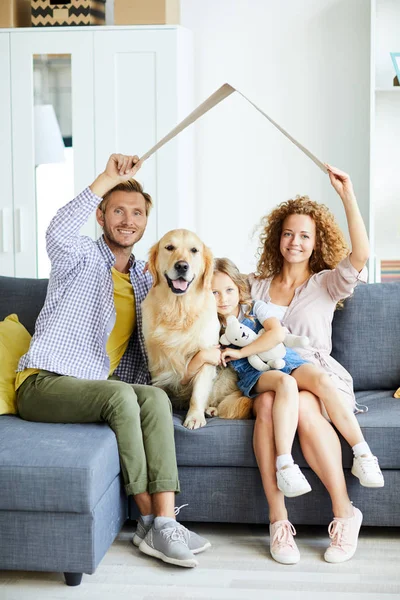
top-left (15, 267), bottom-right (136, 388)
top-left (107, 267), bottom-right (136, 375)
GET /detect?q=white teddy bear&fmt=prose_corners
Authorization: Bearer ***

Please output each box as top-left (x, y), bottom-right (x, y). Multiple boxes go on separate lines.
top-left (220, 315), bottom-right (309, 372)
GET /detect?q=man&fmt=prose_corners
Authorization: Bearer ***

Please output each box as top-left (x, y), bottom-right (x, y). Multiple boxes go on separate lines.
top-left (16, 153), bottom-right (210, 568)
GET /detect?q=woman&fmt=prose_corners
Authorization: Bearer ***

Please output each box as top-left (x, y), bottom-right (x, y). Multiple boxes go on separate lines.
top-left (249, 165), bottom-right (382, 565)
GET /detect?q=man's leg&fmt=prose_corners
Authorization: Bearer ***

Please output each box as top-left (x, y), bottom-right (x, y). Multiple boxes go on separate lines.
top-left (17, 371), bottom-right (149, 495)
top-left (131, 384), bottom-right (211, 565)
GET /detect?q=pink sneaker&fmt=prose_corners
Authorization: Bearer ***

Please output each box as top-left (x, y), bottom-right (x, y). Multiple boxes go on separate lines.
top-left (269, 520), bottom-right (300, 564)
top-left (324, 507), bottom-right (363, 563)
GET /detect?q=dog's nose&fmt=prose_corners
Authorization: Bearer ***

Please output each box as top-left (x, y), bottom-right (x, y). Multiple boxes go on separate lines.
top-left (174, 261), bottom-right (189, 275)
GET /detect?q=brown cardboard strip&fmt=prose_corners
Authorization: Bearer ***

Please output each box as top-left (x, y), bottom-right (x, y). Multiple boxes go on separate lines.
top-left (140, 83), bottom-right (327, 173)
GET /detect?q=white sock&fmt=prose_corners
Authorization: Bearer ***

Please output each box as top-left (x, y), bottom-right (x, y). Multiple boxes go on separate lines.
top-left (276, 454), bottom-right (294, 471)
top-left (141, 514), bottom-right (154, 526)
top-left (154, 516), bottom-right (175, 529)
top-left (352, 441), bottom-right (371, 457)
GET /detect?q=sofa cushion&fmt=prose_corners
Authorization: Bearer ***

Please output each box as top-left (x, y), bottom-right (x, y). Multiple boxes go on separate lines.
top-left (0, 276), bottom-right (48, 336)
top-left (0, 416), bottom-right (121, 513)
top-left (174, 389), bottom-right (400, 470)
top-left (0, 314), bottom-right (31, 415)
top-left (332, 282), bottom-right (400, 391)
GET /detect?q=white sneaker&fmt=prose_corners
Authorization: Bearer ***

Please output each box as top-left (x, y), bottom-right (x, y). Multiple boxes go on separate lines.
top-left (276, 464), bottom-right (312, 498)
top-left (351, 454), bottom-right (384, 488)
top-left (270, 520), bottom-right (300, 564)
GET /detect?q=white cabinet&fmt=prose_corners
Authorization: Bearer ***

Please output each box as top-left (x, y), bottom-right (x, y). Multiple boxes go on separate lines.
top-left (93, 27), bottom-right (194, 258)
top-left (0, 33), bottom-right (14, 277)
top-left (0, 26), bottom-right (194, 278)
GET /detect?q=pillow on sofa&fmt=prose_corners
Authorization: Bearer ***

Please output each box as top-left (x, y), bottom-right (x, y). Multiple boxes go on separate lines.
top-left (0, 314), bottom-right (31, 415)
top-left (394, 388), bottom-right (400, 399)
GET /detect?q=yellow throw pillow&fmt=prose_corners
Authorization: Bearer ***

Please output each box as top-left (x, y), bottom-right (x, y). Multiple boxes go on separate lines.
top-left (0, 314), bottom-right (31, 415)
top-left (394, 388), bottom-right (400, 399)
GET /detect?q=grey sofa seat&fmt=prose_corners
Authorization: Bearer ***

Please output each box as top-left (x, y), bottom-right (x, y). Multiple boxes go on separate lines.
top-left (0, 416), bottom-right (121, 513)
top-left (173, 389), bottom-right (400, 471)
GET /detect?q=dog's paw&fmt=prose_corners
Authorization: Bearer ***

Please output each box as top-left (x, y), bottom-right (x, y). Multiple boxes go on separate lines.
top-left (205, 407), bottom-right (219, 417)
top-left (183, 410), bottom-right (207, 429)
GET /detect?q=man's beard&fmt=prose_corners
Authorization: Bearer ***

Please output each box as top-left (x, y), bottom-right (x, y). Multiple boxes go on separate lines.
top-left (103, 222), bottom-right (143, 249)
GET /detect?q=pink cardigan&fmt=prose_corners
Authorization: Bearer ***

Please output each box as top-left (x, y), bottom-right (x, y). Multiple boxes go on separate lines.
top-left (248, 256), bottom-right (367, 407)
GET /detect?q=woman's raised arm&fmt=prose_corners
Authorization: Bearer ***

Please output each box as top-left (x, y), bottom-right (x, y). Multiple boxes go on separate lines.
top-left (325, 164), bottom-right (369, 272)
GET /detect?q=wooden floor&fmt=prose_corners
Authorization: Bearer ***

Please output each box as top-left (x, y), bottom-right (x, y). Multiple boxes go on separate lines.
top-left (1, 522), bottom-right (400, 600)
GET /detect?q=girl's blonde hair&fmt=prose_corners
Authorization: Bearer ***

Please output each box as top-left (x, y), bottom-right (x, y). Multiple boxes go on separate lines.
top-left (213, 258), bottom-right (254, 325)
top-left (256, 195), bottom-right (349, 278)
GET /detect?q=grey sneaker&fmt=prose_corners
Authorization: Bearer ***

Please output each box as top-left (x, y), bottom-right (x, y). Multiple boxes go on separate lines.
top-left (132, 505), bottom-right (211, 554)
top-left (139, 520), bottom-right (198, 567)
top-left (132, 516), bottom-right (150, 548)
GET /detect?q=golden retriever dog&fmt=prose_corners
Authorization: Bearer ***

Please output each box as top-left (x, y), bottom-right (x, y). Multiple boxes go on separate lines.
top-left (141, 229), bottom-right (252, 429)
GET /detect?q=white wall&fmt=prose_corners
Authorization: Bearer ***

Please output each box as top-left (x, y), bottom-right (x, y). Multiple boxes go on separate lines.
top-left (179, 0), bottom-right (371, 273)
top-left (106, 0), bottom-right (371, 274)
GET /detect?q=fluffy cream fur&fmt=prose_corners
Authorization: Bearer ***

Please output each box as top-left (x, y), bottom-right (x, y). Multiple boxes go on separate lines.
top-left (142, 229), bottom-right (252, 429)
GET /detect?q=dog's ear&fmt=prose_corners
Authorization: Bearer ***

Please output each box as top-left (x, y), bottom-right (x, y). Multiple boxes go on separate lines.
top-left (147, 242), bottom-right (160, 286)
top-left (201, 244), bottom-right (214, 289)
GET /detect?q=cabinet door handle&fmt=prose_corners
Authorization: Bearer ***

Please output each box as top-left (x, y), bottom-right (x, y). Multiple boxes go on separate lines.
top-left (14, 208), bottom-right (23, 253)
top-left (0, 208), bottom-right (12, 254)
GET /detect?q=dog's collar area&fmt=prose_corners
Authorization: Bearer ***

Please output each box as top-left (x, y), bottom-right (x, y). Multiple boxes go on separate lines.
top-left (165, 274), bottom-right (194, 294)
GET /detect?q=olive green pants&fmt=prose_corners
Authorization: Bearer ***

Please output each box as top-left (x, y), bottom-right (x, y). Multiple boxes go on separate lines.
top-left (17, 371), bottom-right (180, 496)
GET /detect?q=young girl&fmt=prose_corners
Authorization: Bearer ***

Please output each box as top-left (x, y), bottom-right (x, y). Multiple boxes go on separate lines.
top-left (212, 257), bottom-right (384, 499)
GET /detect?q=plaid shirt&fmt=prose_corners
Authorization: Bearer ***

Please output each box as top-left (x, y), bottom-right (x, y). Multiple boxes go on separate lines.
top-left (18, 187), bottom-right (152, 384)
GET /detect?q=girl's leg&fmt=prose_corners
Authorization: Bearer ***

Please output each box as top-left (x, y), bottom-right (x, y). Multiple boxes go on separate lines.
top-left (253, 392), bottom-right (300, 565)
top-left (254, 370), bottom-right (299, 456)
top-left (291, 364), bottom-right (363, 446)
top-left (292, 365), bottom-right (384, 488)
top-left (254, 371), bottom-right (311, 498)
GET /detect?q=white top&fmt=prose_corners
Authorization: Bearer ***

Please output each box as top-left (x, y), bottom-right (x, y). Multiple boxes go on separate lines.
top-left (237, 300), bottom-right (287, 325)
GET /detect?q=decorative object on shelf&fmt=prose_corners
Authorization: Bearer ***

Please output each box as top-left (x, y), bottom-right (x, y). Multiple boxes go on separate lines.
top-left (31, 0), bottom-right (106, 27)
top-left (0, 0), bottom-right (31, 28)
top-left (380, 260), bottom-right (400, 283)
top-left (390, 52), bottom-right (400, 87)
top-left (114, 0), bottom-right (179, 26)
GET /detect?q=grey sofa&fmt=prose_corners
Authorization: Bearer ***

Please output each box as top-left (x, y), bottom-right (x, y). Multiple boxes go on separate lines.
top-left (1, 275), bottom-right (400, 586)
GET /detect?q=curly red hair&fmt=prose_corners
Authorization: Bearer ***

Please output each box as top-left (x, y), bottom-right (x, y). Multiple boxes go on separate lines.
top-left (256, 195), bottom-right (349, 278)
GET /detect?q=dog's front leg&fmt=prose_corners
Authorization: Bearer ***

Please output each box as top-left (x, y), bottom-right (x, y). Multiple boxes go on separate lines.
top-left (183, 364), bottom-right (216, 430)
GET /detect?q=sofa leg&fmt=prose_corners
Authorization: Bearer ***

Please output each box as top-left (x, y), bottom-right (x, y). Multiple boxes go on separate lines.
top-left (64, 572), bottom-right (83, 586)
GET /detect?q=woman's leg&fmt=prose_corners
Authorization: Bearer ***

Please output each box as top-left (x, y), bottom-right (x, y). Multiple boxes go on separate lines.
top-left (297, 390), bottom-right (364, 563)
top-left (292, 364), bottom-right (363, 446)
top-left (252, 392), bottom-right (287, 523)
top-left (253, 392), bottom-right (300, 565)
top-left (296, 390), bottom-right (353, 518)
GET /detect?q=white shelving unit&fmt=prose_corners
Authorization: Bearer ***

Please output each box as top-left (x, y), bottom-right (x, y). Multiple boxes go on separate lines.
top-left (371, 0), bottom-right (400, 275)
top-left (0, 26), bottom-right (194, 278)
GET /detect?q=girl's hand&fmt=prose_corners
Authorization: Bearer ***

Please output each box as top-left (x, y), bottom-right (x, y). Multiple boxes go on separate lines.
top-left (201, 346), bottom-right (222, 366)
top-left (221, 347), bottom-right (243, 367)
top-left (325, 164), bottom-right (355, 201)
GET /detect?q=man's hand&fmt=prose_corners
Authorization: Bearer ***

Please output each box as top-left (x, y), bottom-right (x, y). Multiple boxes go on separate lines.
top-left (90, 153), bottom-right (142, 197)
top-left (221, 347), bottom-right (243, 367)
top-left (105, 154), bottom-right (142, 181)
